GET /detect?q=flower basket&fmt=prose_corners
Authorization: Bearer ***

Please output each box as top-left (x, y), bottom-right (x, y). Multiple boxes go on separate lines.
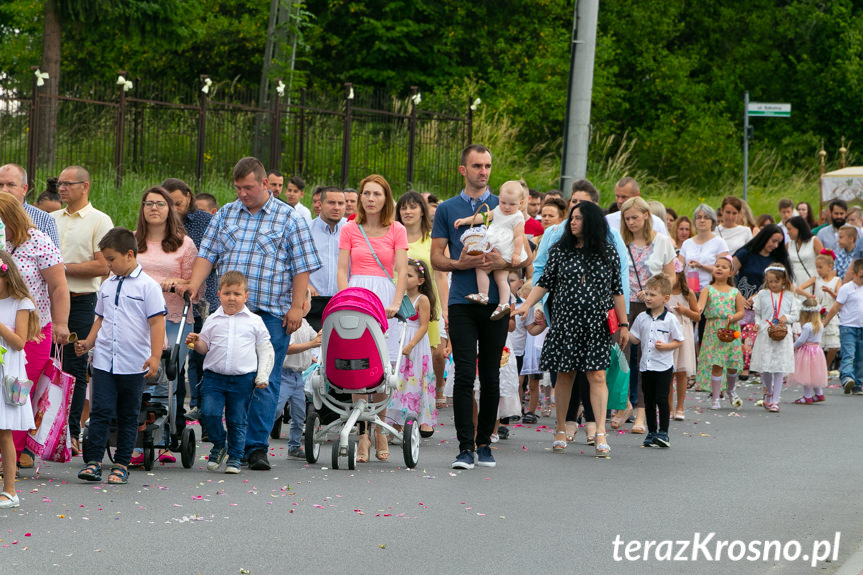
top-left (717, 320), bottom-right (740, 343)
top-left (459, 203), bottom-right (491, 255)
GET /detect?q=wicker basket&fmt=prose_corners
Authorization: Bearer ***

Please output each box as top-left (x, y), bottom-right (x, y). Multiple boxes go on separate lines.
top-left (717, 320), bottom-right (740, 343)
top-left (767, 322), bottom-right (788, 341)
top-left (459, 203), bottom-right (491, 255)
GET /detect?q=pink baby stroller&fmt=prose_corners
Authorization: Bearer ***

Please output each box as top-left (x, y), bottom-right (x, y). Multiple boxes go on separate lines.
top-left (304, 287), bottom-right (419, 469)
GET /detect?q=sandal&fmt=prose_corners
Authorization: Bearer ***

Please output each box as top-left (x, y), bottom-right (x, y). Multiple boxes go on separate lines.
top-left (594, 432), bottom-right (611, 459)
top-left (107, 465), bottom-right (128, 484)
top-left (374, 430), bottom-right (389, 461)
top-left (435, 393), bottom-right (447, 410)
top-left (70, 437), bottom-right (81, 457)
top-left (77, 462), bottom-right (102, 482)
top-left (793, 396), bottom-right (814, 405)
top-left (522, 411), bottom-right (538, 424)
top-left (552, 430), bottom-right (567, 453)
top-left (565, 421), bottom-right (577, 443)
top-left (465, 293), bottom-right (489, 305)
top-left (767, 403), bottom-right (780, 413)
top-left (489, 303), bottom-right (510, 321)
top-left (674, 410), bottom-right (685, 421)
top-left (357, 433), bottom-right (370, 463)
top-left (610, 404), bottom-right (632, 430)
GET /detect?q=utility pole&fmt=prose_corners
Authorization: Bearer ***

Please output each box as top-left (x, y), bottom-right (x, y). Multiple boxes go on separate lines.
top-left (560, 0), bottom-right (598, 194)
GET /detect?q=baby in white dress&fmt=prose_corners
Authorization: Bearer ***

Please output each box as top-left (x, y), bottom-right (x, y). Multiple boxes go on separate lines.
top-left (455, 180), bottom-right (528, 320)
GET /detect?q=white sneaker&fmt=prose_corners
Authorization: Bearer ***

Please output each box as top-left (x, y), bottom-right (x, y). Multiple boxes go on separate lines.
top-left (0, 492), bottom-right (20, 508)
top-left (729, 391), bottom-right (742, 408)
top-left (710, 398), bottom-right (721, 410)
top-left (490, 434), bottom-right (500, 443)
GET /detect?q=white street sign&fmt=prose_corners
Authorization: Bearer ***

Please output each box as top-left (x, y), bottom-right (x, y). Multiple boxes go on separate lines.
top-left (747, 102), bottom-right (791, 117)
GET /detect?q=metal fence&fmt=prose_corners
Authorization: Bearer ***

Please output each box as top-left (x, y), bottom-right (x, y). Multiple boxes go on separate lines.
top-left (0, 70), bottom-right (473, 196)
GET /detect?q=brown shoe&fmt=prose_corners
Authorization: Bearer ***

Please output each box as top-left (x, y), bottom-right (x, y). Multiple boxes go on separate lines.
top-left (70, 437), bottom-right (81, 456)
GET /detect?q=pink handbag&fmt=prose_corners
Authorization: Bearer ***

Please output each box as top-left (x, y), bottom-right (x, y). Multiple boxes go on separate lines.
top-left (25, 347), bottom-right (75, 463)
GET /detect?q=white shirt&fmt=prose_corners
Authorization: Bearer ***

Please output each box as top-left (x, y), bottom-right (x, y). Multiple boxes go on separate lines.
top-left (291, 202), bottom-right (313, 225)
top-left (716, 225), bottom-right (752, 256)
top-left (283, 318), bottom-right (317, 371)
top-left (629, 309), bottom-right (684, 372)
top-left (200, 305), bottom-right (271, 375)
top-left (93, 265), bottom-right (167, 374)
top-left (836, 282), bottom-right (863, 328)
top-left (679, 235), bottom-right (730, 291)
top-left (606, 211), bottom-right (669, 236)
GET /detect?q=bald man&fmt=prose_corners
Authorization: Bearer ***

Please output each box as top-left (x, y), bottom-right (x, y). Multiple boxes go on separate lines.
top-left (0, 163), bottom-right (60, 246)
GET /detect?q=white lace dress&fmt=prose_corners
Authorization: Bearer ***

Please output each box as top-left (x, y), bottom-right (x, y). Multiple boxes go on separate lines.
top-left (486, 207), bottom-right (527, 263)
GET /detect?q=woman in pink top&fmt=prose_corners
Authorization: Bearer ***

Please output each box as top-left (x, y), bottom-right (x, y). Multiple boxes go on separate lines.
top-left (337, 174), bottom-right (408, 463)
top-left (134, 186), bottom-right (199, 463)
top-left (0, 194), bottom-right (70, 467)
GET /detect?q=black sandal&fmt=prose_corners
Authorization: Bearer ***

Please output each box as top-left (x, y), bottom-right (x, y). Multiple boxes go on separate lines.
top-left (522, 412), bottom-right (538, 424)
top-left (107, 465), bottom-right (128, 485)
top-left (78, 462), bottom-right (102, 482)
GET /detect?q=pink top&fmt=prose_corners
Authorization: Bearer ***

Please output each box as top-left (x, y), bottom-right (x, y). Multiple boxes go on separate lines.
top-left (8, 228), bottom-right (64, 328)
top-left (136, 235), bottom-right (198, 323)
top-left (339, 221), bottom-right (408, 278)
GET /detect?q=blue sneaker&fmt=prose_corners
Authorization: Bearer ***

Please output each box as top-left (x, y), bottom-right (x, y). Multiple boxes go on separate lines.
top-left (451, 450), bottom-right (475, 470)
top-left (476, 445), bottom-right (496, 467)
top-left (652, 431), bottom-right (670, 448)
top-left (206, 447), bottom-right (226, 471)
top-left (642, 432), bottom-right (656, 448)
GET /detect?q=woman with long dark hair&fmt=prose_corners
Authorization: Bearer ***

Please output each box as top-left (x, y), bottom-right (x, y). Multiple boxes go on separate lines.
top-left (514, 202), bottom-right (628, 458)
top-left (732, 223), bottom-right (791, 380)
top-left (786, 215), bottom-right (822, 292)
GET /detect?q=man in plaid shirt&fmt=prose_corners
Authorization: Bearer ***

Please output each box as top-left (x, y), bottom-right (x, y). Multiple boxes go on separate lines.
top-left (176, 157), bottom-right (320, 471)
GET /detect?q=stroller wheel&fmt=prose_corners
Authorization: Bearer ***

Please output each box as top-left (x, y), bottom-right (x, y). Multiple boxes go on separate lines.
top-left (304, 410), bottom-right (320, 463)
top-left (347, 438), bottom-right (357, 470)
top-left (331, 441), bottom-right (340, 470)
top-left (143, 445), bottom-right (155, 471)
top-left (180, 426), bottom-right (196, 469)
top-left (402, 418), bottom-right (420, 469)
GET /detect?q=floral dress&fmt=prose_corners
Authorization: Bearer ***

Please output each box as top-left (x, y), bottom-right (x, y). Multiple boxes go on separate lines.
top-left (696, 285), bottom-right (744, 391)
top-left (390, 296), bottom-right (436, 427)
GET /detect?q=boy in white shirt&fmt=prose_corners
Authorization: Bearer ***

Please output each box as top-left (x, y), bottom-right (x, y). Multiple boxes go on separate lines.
top-left (274, 288), bottom-right (320, 458)
top-left (627, 274), bottom-right (684, 449)
top-left (823, 259), bottom-right (863, 394)
top-left (186, 271), bottom-right (275, 473)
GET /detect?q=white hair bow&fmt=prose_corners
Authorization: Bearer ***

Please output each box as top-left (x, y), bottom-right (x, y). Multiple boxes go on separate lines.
top-left (201, 77), bottom-right (213, 94)
top-left (116, 75), bottom-right (133, 92)
top-left (34, 69), bottom-right (49, 87)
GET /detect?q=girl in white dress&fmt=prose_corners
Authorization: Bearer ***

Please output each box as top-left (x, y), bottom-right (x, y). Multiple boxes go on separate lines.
top-left (455, 180), bottom-right (528, 320)
top-left (750, 264), bottom-right (800, 412)
top-left (797, 253), bottom-right (842, 370)
top-left (0, 252), bottom-right (41, 509)
top-left (668, 261), bottom-right (699, 420)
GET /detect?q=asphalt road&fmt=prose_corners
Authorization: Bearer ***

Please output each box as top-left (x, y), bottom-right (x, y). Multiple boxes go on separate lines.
top-left (3, 379), bottom-right (862, 575)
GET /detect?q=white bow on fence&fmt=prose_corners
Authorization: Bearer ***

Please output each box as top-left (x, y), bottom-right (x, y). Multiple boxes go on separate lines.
top-left (201, 78), bottom-right (213, 94)
top-left (34, 69), bottom-right (49, 87)
top-left (471, 97), bottom-right (481, 111)
top-left (411, 92), bottom-right (422, 105)
top-left (116, 75), bottom-right (133, 92)
top-left (276, 80), bottom-right (285, 97)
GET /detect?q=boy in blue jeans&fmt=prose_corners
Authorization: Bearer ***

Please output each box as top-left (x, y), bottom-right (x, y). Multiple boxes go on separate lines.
top-left (274, 288), bottom-right (320, 458)
top-left (824, 259), bottom-right (863, 394)
top-left (76, 227), bottom-right (166, 485)
top-left (186, 271), bottom-right (274, 473)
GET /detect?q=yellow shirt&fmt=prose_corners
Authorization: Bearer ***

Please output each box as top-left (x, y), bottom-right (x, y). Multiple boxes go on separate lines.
top-left (51, 203), bottom-right (114, 293)
top-left (406, 235), bottom-right (442, 348)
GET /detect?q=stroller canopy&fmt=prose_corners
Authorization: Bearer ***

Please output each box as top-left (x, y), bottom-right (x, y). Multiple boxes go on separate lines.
top-left (323, 287), bottom-right (388, 332)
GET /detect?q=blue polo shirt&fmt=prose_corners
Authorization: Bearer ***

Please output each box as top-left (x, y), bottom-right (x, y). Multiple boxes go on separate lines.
top-left (432, 189), bottom-right (500, 306)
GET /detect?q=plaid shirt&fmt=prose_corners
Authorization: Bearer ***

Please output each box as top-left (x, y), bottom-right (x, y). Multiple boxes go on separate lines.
top-left (199, 195), bottom-right (321, 317)
top-left (25, 203), bottom-right (60, 247)
top-left (835, 248), bottom-right (853, 279)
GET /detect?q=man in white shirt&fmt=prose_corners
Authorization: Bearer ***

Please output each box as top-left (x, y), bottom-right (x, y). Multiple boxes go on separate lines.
top-left (308, 186), bottom-right (346, 330)
top-left (605, 177), bottom-right (668, 236)
top-left (284, 175), bottom-right (313, 224)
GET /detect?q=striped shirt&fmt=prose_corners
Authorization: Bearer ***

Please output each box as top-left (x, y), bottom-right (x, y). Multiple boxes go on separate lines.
top-left (198, 194), bottom-right (321, 317)
top-left (25, 202), bottom-right (60, 247)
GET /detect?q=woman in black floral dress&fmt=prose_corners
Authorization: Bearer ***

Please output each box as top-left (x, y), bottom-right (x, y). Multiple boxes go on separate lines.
top-left (515, 202), bottom-right (628, 458)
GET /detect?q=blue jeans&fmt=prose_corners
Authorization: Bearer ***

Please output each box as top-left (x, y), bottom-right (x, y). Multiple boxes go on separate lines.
top-left (839, 326), bottom-right (863, 384)
top-left (84, 368), bottom-right (145, 467)
top-left (201, 370), bottom-right (255, 462)
top-left (243, 311), bottom-right (291, 456)
top-left (275, 367), bottom-right (305, 449)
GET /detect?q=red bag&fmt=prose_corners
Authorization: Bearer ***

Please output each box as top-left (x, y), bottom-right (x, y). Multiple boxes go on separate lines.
top-left (25, 349), bottom-right (75, 463)
top-left (608, 309), bottom-right (619, 335)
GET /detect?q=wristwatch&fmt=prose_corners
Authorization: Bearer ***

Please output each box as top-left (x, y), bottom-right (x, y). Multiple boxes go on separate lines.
top-left (618, 322), bottom-right (629, 328)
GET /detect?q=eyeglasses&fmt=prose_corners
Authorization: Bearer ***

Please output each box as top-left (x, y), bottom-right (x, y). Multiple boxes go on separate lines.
top-left (142, 201), bottom-right (168, 208)
top-left (57, 180), bottom-right (86, 188)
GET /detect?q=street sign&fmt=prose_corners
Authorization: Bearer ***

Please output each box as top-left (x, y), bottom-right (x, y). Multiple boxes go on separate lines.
top-left (747, 102), bottom-right (791, 117)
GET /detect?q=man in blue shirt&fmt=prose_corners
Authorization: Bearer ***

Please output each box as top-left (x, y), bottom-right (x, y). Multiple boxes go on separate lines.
top-left (308, 186), bottom-right (346, 331)
top-left (431, 145), bottom-right (520, 470)
top-left (0, 163), bottom-right (61, 247)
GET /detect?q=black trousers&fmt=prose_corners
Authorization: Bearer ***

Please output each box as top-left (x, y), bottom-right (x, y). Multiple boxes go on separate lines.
top-left (307, 296), bottom-right (331, 332)
top-left (448, 304), bottom-right (509, 452)
top-left (65, 293), bottom-right (98, 438)
top-left (642, 367), bottom-right (673, 433)
top-left (566, 371), bottom-right (595, 422)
